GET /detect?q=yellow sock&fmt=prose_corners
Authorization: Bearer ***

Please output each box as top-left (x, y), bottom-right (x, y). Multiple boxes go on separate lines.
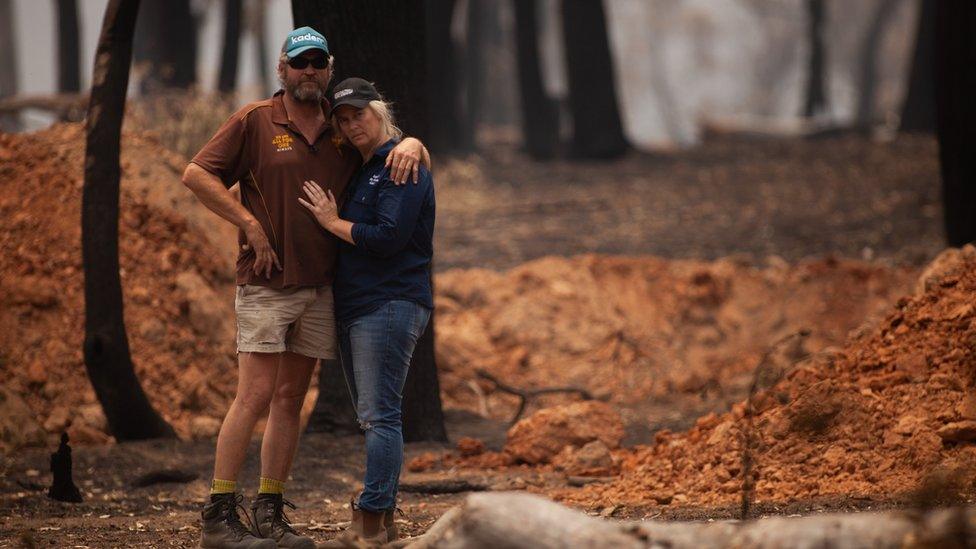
top-left (211, 478), bottom-right (237, 494)
top-left (258, 477), bottom-right (286, 495)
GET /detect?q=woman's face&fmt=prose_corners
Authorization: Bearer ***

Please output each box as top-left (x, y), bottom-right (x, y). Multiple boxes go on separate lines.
top-left (334, 105), bottom-right (383, 150)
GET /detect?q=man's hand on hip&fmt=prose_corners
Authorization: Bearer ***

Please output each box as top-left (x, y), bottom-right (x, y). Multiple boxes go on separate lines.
top-left (242, 222), bottom-right (281, 279)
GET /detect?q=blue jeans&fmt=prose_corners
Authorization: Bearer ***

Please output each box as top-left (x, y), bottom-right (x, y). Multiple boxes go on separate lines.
top-left (337, 300), bottom-right (431, 512)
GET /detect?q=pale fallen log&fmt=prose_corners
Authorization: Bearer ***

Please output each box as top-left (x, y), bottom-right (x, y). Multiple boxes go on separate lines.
top-left (405, 492), bottom-right (974, 549)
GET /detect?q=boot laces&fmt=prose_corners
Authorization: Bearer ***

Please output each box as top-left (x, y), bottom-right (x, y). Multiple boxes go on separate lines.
top-left (272, 497), bottom-right (299, 536)
top-left (217, 494), bottom-right (258, 540)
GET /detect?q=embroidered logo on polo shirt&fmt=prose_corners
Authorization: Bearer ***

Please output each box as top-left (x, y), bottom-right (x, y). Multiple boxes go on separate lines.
top-left (272, 134), bottom-right (293, 152)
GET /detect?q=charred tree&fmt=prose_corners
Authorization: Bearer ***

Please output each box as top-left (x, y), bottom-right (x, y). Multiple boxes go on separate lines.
top-left (292, 0), bottom-right (428, 138)
top-left (0, 0), bottom-right (20, 132)
top-left (935, 1), bottom-right (976, 246)
top-left (513, 0), bottom-right (559, 159)
top-left (900, 0), bottom-right (936, 132)
top-left (292, 0), bottom-right (447, 443)
top-left (218, 0), bottom-right (242, 93)
top-left (426, 0), bottom-right (468, 154)
top-left (803, 0), bottom-right (827, 117)
top-left (461, 0), bottom-right (490, 150)
top-left (133, 0), bottom-right (197, 91)
top-left (854, 0), bottom-right (900, 130)
top-left (249, 0), bottom-right (271, 97)
top-left (56, 0), bottom-right (81, 93)
top-left (83, 0), bottom-right (176, 441)
top-left (561, 0), bottom-right (628, 159)
top-left (306, 359), bottom-right (359, 435)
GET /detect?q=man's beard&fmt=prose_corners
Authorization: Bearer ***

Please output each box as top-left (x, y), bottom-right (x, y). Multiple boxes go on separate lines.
top-left (287, 79), bottom-right (325, 103)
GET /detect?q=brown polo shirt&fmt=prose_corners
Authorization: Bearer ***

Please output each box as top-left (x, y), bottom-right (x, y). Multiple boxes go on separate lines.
top-left (191, 91), bottom-right (360, 289)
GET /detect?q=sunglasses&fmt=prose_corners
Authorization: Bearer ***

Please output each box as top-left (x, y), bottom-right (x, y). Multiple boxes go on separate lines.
top-left (288, 55), bottom-right (329, 70)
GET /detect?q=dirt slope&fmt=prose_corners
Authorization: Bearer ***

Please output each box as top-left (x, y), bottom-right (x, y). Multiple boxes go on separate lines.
top-left (0, 124), bottom-right (239, 444)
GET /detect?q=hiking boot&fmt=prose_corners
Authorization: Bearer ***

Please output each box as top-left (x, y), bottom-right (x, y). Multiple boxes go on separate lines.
top-left (251, 493), bottom-right (315, 549)
top-left (317, 500), bottom-right (387, 548)
top-left (383, 508), bottom-right (399, 542)
top-left (200, 493), bottom-right (277, 549)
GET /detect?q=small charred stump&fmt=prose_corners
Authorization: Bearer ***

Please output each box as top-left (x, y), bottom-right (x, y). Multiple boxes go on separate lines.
top-left (48, 433), bottom-right (82, 503)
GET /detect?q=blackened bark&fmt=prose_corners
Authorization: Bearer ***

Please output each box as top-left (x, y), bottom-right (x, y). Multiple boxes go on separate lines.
top-left (513, 0), bottom-right (559, 160)
top-left (561, 0), bottom-right (628, 159)
top-left (292, 0), bottom-right (428, 139)
top-left (56, 0), bottom-right (81, 93)
top-left (854, 0), bottom-right (900, 130)
top-left (218, 0), bottom-right (242, 93)
top-left (461, 0), bottom-right (490, 150)
top-left (803, 0), bottom-right (827, 117)
top-left (251, 0), bottom-right (271, 97)
top-left (293, 0), bottom-right (447, 442)
top-left (134, 0), bottom-right (197, 91)
top-left (426, 0), bottom-right (467, 154)
top-left (0, 0), bottom-right (20, 132)
top-left (400, 315), bottom-right (447, 442)
top-left (306, 360), bottom-right (359, 434)
top-left (83, 0), bottom-right (175, 440)
top-left (935, 1), bottom-right (976, 246)
top-left (900, 0), bottom-right (936, 132)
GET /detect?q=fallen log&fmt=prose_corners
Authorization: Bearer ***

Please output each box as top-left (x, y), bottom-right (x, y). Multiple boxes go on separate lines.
top-left (0, 93), bottom-right (88, 120)
top-left (406, 492), bottom-right (974, 548)
top-left (398, 478), bottom-right (489, 494)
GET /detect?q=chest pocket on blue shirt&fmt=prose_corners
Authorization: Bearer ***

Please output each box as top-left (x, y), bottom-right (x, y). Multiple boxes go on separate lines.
top-left (350, 182), bottom-right (380, 223)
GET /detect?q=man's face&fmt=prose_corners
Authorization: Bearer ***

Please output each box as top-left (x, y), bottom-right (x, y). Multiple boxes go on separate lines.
top-left (283, 50), bottom-right (332, 103)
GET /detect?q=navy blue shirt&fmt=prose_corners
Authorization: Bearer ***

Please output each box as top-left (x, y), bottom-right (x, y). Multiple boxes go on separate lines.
top-left (333, 139), bottom-right (435, 322)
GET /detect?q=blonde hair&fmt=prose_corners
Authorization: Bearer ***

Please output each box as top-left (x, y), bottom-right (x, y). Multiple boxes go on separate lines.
top-left (331, 98), bottom-right (404, 146)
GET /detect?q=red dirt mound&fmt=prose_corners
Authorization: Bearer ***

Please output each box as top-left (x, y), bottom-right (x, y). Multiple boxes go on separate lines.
top-left (547, 246), bottom-right (976, 508)
top-left (0, 124), bottom-right (239, 445)
top-left (504, 401), bottom-right (624, 465)
top-left (435, 254), bottom-right (916, 424)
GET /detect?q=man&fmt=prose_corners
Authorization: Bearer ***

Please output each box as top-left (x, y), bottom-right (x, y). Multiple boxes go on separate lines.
top-left (182, 27), bottom-right (428, 549)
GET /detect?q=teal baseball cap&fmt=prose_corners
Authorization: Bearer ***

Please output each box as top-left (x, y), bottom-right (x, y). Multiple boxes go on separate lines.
top-left (282, 26), bottom-right (329, 58)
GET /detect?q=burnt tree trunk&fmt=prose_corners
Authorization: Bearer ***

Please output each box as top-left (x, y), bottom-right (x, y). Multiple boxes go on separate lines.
top-left (935, 1), bottom-right (976, 246)
top-left (56, 0), bottom-right (81, 93)
top-left (292, 0), bottom-right (428, 138)
top-left (0, 0), bottom-right (20, 131)
top-left (83, 0), bottom-right (175, 440)
top-left (292, 0), bottom-right (447, 443)
top-left (250, 0), bottom-right (271, 97)
top-left (426, 0), bottom-right (467, 154)
top-left (803, 0), bottom-right (827, 117)
top-left (133, 0), bottom-right (197, 91)
top-left (561, 0), bottom-right (628, 159)
top-left (854, 0), bottom-right (900, 130)
top-left (461, 0), bottom-right (490, 150)
top-left (513, 0), bottom-right (559, 160)
top-left (900, 0), bottom-right (936, 132)
top-left (306, 360), bottom-right (359, 434)
top-left (218, 0), bottom-right (242, 93)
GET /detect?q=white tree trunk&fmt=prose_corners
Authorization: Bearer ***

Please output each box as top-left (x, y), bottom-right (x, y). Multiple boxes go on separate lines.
top-left (406, 492), bottom-right (974, 549)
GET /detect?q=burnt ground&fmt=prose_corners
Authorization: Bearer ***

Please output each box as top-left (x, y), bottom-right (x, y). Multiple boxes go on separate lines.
top-left (0, 133), bottom-right (947, 547)
top-left (0, 411), bottom-right (923, 548)
top-left (435, 133), bottom-right (942, 271)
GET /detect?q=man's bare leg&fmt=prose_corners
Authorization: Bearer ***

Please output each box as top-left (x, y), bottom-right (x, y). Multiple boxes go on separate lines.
top-left (213, 352), bottom-right (281, 482)
top-left (260, 352), bottom-right (317, 482)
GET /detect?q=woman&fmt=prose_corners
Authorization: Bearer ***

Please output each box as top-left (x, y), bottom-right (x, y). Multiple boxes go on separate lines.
top-left (299, 78), bottom-right (434, 544)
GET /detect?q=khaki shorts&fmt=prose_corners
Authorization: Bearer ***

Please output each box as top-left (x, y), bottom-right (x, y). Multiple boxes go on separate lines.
top-left (235, 284), bottom-right (336, 359)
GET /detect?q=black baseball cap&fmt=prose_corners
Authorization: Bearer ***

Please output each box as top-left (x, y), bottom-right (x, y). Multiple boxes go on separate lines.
top-left (329, 78), bottom-right (381, 116)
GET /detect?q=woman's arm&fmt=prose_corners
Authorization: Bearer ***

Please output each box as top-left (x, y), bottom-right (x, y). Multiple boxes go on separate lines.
top-left (299, 175), bottom-right (430, 257)
top-left (351, 174), bottom-right (429, 256)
